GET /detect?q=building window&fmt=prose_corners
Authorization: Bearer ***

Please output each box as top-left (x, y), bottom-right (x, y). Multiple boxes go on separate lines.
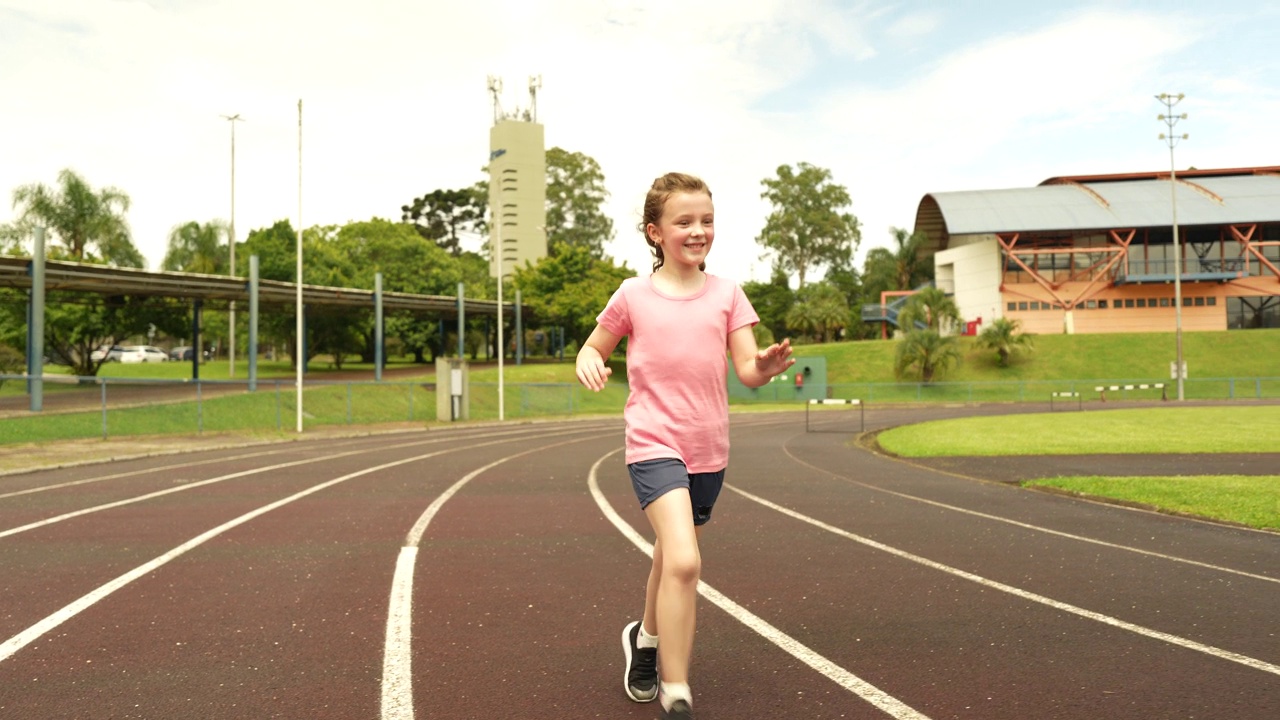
top-left (1160, 297), bottom-right (1170, 307)
top-left (1007, 302), bottom-right (1017, 312)
top-left (1148, 298), bottom-right (1157, 307)
top-left (1099, 300), bottom-right (1108, 309)
top-left (1085, 300), bottom-right (1097, 309)
top-left (1226, 296), bottom-right (1280, 329)
top-left (1208, 297), bottom-right (1217, 306)
top-left (1194, 296), bottom-right (1205, 306)
top-left (1125, 299), bottom-right (1136, 308)
top-left (1018, 302), bottom-right (1028, 311)
top-left (1183, 297), bottom-right (1192, 307)
top-left (1136, 298), bottom-right (1147, 308)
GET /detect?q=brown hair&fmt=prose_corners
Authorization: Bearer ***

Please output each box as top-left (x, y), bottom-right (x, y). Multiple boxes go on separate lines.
top-left (641, 172), bottom-right (711, 273)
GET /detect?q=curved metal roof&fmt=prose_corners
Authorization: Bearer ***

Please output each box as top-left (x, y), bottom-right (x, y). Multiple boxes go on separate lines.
top-left (913, 168), bottom-right (1280, 252)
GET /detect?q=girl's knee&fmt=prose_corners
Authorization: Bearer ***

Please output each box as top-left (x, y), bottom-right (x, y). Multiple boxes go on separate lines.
top-left (662, 549), bottom-right (701, 584)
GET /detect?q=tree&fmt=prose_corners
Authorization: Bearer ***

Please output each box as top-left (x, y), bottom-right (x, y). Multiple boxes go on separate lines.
top-left (544, 147), bottom-right (614, 258)
top-left (785, 282), bottom-right (849, 343)
top-left (511, 244), bottom-right (634, 347)
top-left (894, 329), bottom-right (962, 383)
top-left (401, 187), bottom-right (485, 256)
top-left (897, 286), bottom-right (961, 334)
top-left (10, 169), bottom-right (143, 267)
top-left (162, 220), bottom-right (229, 274)
top-left (976, 317), bottom-right (1035, 367)
top-left (741, 268), bottom-right (796, 345)
top-left (864, 227), bottom-right (932, 292)
top-left (757, 162), bottom-right (861, 289)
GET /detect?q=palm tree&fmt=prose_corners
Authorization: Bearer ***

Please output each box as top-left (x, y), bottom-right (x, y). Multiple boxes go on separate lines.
top-left (898, 286), bottom-right (961, 333)
top-left (163, 220), bottom-right (230, 274)
top-left (976, 317), bottom-right (1035, 367)
top-left (11, 169), bottom-right (141, 266)
top-left (894, 328), bottom-right (962, 383)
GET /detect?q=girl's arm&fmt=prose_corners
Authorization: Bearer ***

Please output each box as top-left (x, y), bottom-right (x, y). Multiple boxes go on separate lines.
top-left (728, 325), bottom-right (794, 388)
top-left (576, 324), bottom-right (623, 391)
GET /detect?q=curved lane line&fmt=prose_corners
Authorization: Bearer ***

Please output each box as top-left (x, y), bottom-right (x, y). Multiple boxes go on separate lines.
top-left (587, 449), bottom-right (931, 720)
top-left (380, 433), bottom-right (601, 720)
top-left (728, 483), bottom-right (1280, 679)
top-left (780, 441), bottom-right (1280, 585)
top-left (0, 429), bottom-right (584, 665)
top-left (0, 427), bottom-right (563, 540)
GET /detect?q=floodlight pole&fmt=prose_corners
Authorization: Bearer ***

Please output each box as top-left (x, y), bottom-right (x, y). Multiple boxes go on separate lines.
top-left (296, 99), bottom-right (305, 432)
top-left (222, 113), bottom-right (243, 378)
top-left (1157, 93), bottom-right (1187, 401)
top-left (496, 218), bottom-right (505, 421)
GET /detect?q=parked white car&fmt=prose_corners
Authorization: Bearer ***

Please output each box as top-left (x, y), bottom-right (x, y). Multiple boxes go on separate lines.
top-left (90, 345), bottom-right (125, 362)
top-left (118, 345), bottom-right (169, 363)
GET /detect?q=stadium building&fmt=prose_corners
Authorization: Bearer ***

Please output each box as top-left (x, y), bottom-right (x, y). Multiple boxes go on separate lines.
top-left (912, 166), bottom-right (1280, 334)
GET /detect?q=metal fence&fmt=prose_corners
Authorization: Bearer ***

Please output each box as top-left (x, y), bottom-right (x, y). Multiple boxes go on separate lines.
top-left (1, 374), bottom-right (1277, 444)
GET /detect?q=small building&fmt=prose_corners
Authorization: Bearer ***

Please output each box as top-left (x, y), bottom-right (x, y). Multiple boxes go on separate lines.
top-left (914, 166), bottom-right (1280, 334)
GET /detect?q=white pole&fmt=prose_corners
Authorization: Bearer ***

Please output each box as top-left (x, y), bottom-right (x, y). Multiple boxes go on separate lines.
top-left (296, 99), bottom-right (304, 432)
top-left (496, 217), bottom-right (504, 421)
top-left (1157, 93), bottom-right (1187, 401)
top-left (223, 113), bottom-right (242, 378)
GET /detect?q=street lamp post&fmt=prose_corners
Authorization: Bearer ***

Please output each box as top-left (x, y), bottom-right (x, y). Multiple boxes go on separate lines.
top-left (1156, 93), bottom-right (1188, 401)
top-left (222, 113), bottom-right (243, 378)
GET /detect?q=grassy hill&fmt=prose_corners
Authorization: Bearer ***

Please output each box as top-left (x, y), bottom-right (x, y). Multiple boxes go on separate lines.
top-left (465, 328), bottom-right (1280, 386)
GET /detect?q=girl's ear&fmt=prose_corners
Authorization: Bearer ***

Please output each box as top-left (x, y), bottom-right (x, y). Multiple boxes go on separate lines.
top-left (645, 223), bottom-right (661, 245)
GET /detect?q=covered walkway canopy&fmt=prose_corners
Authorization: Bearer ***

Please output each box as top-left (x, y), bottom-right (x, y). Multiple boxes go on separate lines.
top-left (0, 255), bottom-right (512, 316)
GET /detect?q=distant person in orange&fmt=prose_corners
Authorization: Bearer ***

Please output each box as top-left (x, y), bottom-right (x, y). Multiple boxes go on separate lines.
top-left (576, 172), bottom-right (794, 720)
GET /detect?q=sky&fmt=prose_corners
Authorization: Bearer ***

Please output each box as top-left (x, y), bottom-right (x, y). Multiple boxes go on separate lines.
top-left (2, 0), bottom-right (1278, 287)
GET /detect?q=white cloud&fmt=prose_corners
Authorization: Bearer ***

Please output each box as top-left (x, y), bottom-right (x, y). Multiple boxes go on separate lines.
top-left (1, 0), bottom-right (1274, 292)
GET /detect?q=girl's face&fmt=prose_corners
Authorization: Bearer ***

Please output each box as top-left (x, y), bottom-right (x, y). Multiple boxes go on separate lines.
top-left (647, 191), bottom-right (714, 271)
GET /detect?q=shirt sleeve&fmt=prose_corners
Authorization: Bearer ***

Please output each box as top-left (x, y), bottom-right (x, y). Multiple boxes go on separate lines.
top-left (728, 283), bottom-right (760, 334)
top-left (597, 282), bottom-right (633, 337)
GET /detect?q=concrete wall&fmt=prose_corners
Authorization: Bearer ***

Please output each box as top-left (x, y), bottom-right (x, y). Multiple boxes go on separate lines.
top-left (935, 237), bottom-right (1002, 327)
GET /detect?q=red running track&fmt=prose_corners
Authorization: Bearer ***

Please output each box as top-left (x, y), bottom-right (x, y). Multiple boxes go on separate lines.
top-left (0, 408), bottom-right (1277, 719)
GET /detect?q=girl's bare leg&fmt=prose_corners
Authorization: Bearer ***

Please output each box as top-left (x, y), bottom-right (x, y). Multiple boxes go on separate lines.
top-left (642, 488), bottom-right (701, 685)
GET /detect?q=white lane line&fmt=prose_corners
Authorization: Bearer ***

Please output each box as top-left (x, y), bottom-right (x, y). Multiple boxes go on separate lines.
top-left (729, 484), bottom-right (1280, 679)
top-left (380, 434), bottom-right (599, 720)
top-left (781, 444), bottom-right (1280, 584)
top-left (0, 428), bottom-right (588, 665)
top-left (0, 427), bottom-right (555, 540)
top-left (0, 447), bottom-right (289, 500)
top-left (587, 450), bottom-right (931, 720)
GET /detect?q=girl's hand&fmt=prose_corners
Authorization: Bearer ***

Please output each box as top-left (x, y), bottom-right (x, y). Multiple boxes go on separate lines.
top-left (576, 353), bottom-right (613, 392)
top-left (755, 337), bottom-right (795, 377)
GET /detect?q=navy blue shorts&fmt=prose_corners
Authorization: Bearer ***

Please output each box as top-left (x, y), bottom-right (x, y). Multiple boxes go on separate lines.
top-left (628, 458), bottom-right (725, 526)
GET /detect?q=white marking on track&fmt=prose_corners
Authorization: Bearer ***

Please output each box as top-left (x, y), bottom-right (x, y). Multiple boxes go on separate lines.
top-left (0, 428), bottom-right (587, 665)
top-left (780, 443), bottom-right (1280, 584)
top-left (380, 434), bottom-right (599, 720)
top-left (0, 427), bottom-right (561, 540)
top-left (728, 483), bottom-right (1280, 678)
top-left (587, 449), bottom-right (931, 720)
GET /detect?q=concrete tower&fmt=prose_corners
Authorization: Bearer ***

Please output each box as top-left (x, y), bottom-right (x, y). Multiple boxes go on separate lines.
top-left (487, 75), bottom-right (547, 279)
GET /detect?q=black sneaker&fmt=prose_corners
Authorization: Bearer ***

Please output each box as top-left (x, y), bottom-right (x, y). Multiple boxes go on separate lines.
top-left (621, 620), bottom-right (657, 702)
top-left (661, 698), bottom-right (693, 719)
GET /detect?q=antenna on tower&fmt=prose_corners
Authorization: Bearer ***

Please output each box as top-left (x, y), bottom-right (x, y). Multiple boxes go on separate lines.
top-left (528, 75), bottom-right (542, 123)
top-left (487, 75), bottom-right (504, 125)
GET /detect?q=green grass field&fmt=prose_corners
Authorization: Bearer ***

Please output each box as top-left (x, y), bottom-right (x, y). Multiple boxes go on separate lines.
top-left (876, 406), bottom-right (1280, 531)
top-left (4, 331), bottom-right (1278, 531)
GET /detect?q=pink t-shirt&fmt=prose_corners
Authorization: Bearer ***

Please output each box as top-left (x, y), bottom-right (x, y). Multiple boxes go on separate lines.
top-left (597, 274), bottom-right (759, 473)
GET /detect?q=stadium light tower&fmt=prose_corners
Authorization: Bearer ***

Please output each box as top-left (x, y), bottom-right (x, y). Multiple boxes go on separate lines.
top-left (1156, 93), bottom-right (1187, 401)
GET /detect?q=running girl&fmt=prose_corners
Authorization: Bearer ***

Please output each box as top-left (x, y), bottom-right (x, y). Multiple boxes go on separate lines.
top-left (576, 172), bottom-right (794, 720)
